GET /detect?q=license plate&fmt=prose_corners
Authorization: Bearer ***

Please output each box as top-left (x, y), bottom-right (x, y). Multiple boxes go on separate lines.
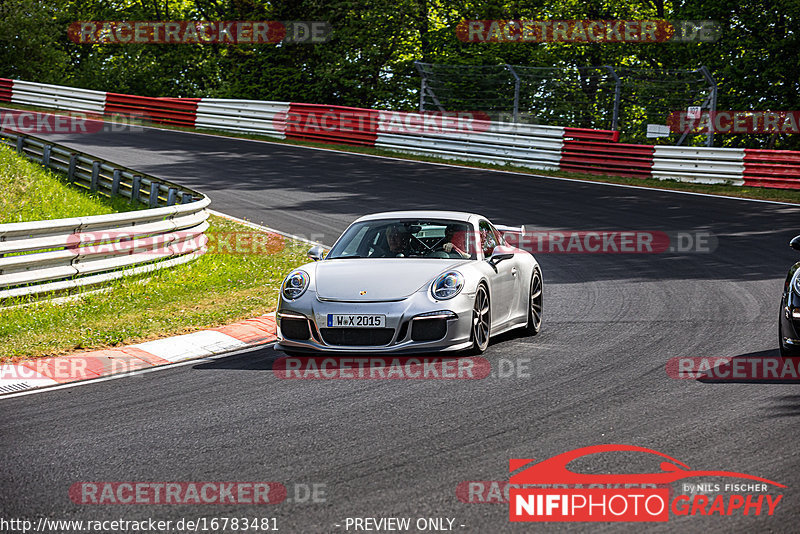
top-left (327, 314), bottom-right (386, 328)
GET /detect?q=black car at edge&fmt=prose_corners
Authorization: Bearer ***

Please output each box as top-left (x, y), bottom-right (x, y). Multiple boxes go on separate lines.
top-left (779, 235), bottom-right (800, 357)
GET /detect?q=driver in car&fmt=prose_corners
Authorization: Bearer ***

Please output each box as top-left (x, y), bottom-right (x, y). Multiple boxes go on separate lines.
top-left (385, 224), bottom-right (412, 257)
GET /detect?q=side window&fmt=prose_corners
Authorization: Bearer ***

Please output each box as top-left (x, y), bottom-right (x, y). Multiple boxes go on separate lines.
top-left (490, 223), bottom-right (505, 246)
top-left (479, 220), bottom-right (497, 257)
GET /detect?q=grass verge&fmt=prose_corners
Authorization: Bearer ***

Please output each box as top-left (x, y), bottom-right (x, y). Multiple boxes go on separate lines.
top-left (0, 143), bottom-right (141, 223)
top-left (2, 101), bottom-right (800, 204)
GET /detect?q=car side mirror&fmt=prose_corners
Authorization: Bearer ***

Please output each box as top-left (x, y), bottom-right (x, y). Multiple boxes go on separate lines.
top-left (308, 245), bottom-right (325, 261)
top-left (791, 236), bottom-right (800, 252)
top-left (488, 251), bottom-right (514, 266)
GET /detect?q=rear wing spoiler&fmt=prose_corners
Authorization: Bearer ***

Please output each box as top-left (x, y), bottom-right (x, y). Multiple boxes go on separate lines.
top-left (495, 224), bottom-right (525, 235)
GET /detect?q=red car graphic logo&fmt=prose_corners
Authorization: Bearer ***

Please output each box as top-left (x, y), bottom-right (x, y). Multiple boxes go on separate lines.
top-left (509, 444), bottom-right (785, 487)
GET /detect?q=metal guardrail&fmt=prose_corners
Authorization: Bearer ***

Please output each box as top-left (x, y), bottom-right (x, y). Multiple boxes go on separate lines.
top-left (10, 80), bottom-right (106, 113)
top-left (376, 121), bottom-right (565, 171)
top-left (2, 77), bottom-right (799, 189)
top-left (0, 131), bottom-right (210, 300)
top-left (652, 146), bottom-right (744, 185)
top-left (196, 99), bottom-right (289, 138)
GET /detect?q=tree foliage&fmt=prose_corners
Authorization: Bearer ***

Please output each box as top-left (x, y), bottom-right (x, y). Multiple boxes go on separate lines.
top-left (0, 0), bottom-right (796, 147)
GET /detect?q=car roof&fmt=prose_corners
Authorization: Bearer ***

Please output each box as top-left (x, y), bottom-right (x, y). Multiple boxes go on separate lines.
top-left (354, 211), bottom-right (486, 223)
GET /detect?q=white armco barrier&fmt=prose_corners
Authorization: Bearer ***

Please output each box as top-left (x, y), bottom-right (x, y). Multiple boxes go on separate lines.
top-left (376, 116), bottom-right (565, 171)
top-left (652, 146), bottom-right (745, 185)
top-left (11, 80), bottom-right (106, 114)
top-left (195, 99), bottom-right (289, 138)
top-left (0, 204), bottom-right (210, 299)
top-left (0, 131), bottom-right (210, 301)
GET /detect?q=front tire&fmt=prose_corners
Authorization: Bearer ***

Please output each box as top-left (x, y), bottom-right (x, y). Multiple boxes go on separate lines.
top-left (470, 284), bottom-right (491, 354)
top-left (525, 268), bottom-right (543, 335)
top-left (779, 317), bottom-right (800, 357)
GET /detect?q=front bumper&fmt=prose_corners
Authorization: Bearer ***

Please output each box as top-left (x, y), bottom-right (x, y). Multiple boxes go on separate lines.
top-left (275, 289), bottom-right (475, 353)
top-left (780, 290), bottom-right (800, 345)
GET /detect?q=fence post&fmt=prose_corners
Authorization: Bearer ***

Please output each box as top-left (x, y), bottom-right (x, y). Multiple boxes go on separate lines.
top-left (42, 145), bottom-right (51, 167)
top-left (167, 187), bottom-right (177, 206)
top-left (131, 175), bottom-right (141, 203)
top-left (149, 182), bottom-right (160, 207)
top-left (15, 135), bottom-right (24, 153)
top-left (67, 153), bottom-right (77, 182)
top-left (699, 66), bottom-right (717, 148)
top-left (90, 161), bottom-right (100, 191)
top-left (111, 169), bottom-right (121, 197)
top-left (604, 65), bottom-right (621, 132)
top-left (415, 61), bottom-right (426, 112)
top-left (505, 64), bottom-right (521, 122)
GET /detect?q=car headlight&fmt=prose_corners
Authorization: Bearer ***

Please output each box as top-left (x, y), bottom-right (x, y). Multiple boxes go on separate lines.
top-left (282, 270), bottom-right (309, 300)
top-left (431, 271), bottom-right (464, 300)
top-left (794, 271), bottom-right (800, 295)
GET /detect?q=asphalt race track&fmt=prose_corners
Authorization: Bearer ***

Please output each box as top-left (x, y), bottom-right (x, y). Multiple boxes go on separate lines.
top-left (2, 125), bottom-right (800, 532)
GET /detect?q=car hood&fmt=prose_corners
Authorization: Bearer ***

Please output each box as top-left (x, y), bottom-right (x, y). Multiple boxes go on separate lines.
top-left (313, 259), bottom-right (468, 301)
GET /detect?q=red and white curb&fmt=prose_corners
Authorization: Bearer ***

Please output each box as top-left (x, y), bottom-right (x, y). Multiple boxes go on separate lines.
top-left (0, 313), bottom-right (277, 395)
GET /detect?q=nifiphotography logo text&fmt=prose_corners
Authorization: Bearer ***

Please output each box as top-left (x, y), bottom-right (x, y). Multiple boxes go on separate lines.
top-left (507, 445), bottom-right (785, 522)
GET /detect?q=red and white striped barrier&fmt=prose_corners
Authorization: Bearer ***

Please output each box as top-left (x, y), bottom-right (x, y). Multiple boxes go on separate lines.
top-left (1, 77), bottom-right (799, 189)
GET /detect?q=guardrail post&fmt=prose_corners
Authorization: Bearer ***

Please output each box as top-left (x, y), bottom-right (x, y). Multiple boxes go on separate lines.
top-left (167, 187), bottom-right (177, 206)
top-left (181, 192), bottom-right (193, 204)
top-left (149, 182), bottom-right (160, 207)
top-left (111, 169), bottom-right (121, 197)
top-left (131, 175), bottom-right (142, 203)
top-left (42, 145), bottom-right (52, 168)
top-left (67, 153), bottom-right (77, 182)
top-left (90, 161), bottom-right (100, 191)
top-left (90, 160), bottom-right (101, 189)
top-left (15, 135), bottom-right (24, 153)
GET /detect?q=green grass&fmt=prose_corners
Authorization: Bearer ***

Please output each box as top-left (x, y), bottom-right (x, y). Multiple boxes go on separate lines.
top-left (0, 215), bottom-right (308, 361)
top-left (0, 143), bottom-right (142, 223)
top-left (2, 100), bottom-right (799, 205)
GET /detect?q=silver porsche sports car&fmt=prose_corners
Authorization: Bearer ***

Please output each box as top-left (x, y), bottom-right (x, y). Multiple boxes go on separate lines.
top-left (275, 211), bottom-right (542, 354)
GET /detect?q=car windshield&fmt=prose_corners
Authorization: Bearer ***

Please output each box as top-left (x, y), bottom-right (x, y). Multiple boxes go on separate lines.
top-left (326, 219), bottom-right (477, 260)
